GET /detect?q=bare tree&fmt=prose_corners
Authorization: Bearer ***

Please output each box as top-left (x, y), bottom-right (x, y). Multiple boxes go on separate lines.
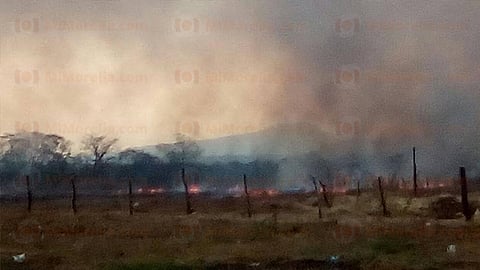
top-left (81, 135), bottom-right (118, 173)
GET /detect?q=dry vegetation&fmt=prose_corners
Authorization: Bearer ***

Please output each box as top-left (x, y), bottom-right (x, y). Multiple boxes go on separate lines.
top-left (1, 190), bottom-right (480, 270)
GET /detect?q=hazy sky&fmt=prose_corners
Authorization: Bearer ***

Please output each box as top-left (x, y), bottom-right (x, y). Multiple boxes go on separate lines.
top-left (1, 0), bottom-right (479, 153)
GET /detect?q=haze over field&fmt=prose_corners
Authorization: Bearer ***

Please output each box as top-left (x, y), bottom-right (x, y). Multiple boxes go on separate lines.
top-left (0, 1), bottom-right (479, 176)
top-left (2, 3), bottom-right (480, 270)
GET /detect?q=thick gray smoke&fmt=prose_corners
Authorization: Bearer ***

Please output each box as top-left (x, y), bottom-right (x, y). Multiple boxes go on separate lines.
top-left (1, 1), bottom-right (479, 185)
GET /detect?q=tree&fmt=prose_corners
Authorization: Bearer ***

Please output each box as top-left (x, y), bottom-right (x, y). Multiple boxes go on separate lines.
top-left (81, 135), bottom-right (118, 174)
top-left (118, 149), bottom-right (161, 183)
top-left (0, 132), bottom-right (71, 176)
top-left (0, 132), bottom-right (70, 198)
top-left (163, 134), bottom-right (201, 166)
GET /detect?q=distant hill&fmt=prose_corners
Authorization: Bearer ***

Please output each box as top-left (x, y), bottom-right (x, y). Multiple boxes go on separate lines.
top-left (131, 122), bottom-right (364, 161)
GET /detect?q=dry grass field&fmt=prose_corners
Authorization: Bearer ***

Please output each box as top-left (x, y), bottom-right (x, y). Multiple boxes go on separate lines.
top-left (1, 190), bottom-right (480, 269)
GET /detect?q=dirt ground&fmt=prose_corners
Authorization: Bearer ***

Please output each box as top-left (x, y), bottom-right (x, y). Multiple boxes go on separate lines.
top-left (1, 191), bottom-right (480, 269)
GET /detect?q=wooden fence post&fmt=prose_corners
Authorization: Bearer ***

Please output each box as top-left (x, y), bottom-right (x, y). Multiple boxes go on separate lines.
top-left (243, 174), bottom-right (252, 218)
top-left (378, 176), bottom-right (390, 217)
top-left (460, 167), bottom-right (472, 221)
top-left (71, 175), bottom-right (77, 214)
top-left (357, 180), bottom-right (361, 197)
top-left (182, 168), bottom-right (194, 214)
top-left (128, 178), bottom-right (133, 216)
top-left (413, 147), bottom-right (418, 196)
top-left (311, 176), bottom-right (322, 219)
top-left (318, 180), bottom-right (332, 208)
top-left (26, 175), bottom-right (32, 212)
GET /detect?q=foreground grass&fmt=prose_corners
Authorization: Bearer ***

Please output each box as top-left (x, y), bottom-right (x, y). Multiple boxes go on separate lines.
top-left (97, 235), bottom-right (477, 270)
top-left (1, 193), bottom-right (479, 269)
top-left (347, 237), bottom-right (431, 269)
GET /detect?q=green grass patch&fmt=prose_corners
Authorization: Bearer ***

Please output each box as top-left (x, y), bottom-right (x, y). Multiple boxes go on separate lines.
top-left (346, 236), bottom-right (443, 269)
top-left (370, 236), bottom-right (417, 255)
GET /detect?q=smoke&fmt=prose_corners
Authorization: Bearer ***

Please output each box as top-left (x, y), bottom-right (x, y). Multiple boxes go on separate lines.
top-left (0, 1), bottom-right (479, 179)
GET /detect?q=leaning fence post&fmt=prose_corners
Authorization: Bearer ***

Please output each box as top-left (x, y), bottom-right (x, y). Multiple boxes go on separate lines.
top-left (182, 168), bottom-right (194, 214)
top-left (243, 174), bottom-right (252, 218)
top-left (311, 176), bottom-right (322, 219)
top-left (318, 180), bottom-right (332, 208)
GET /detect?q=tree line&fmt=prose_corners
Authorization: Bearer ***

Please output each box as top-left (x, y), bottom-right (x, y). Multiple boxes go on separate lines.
top-left (0, 132), bottom-right (278, 195)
